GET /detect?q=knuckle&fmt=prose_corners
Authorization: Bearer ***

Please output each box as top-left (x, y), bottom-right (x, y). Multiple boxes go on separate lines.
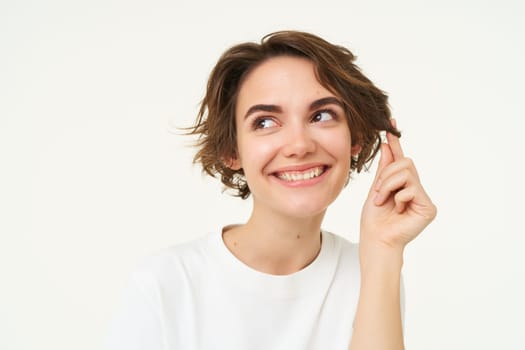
top-left (431, 203), bottom-right (438, 218)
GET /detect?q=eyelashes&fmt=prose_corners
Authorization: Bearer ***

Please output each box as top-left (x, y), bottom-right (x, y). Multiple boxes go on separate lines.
top-left (250, 108), bottom-right (339, 131)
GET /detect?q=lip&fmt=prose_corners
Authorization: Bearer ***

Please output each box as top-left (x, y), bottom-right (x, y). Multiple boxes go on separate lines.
top-left (270, 164), bottom-right (331, 188)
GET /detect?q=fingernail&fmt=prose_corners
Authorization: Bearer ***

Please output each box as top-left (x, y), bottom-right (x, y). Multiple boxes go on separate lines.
top-left (375, 179), bottom-right (382, 190)
top-left (391, 118), bottom-right (397, 128)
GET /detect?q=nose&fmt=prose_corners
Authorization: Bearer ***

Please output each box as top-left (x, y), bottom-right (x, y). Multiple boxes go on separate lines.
top-left (281, 124), bottom-right (316, 158)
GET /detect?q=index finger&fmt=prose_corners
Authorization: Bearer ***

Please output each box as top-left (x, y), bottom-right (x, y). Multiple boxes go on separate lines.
top-left (387, 118), bottom-right (404, 161)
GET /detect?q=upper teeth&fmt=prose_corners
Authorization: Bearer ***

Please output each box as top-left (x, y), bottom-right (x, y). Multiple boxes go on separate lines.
top-left (276, 167), bottom-right (324, 182)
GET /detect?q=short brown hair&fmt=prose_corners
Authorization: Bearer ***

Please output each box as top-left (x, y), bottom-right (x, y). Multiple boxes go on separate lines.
top-left (188, 30), bottom-right (400, 199)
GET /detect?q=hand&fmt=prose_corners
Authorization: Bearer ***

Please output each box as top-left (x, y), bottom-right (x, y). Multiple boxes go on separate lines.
top-left (360, 120), bottom-right (437, 251)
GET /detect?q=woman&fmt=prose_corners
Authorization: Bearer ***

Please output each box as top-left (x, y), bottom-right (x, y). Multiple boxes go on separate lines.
top-left (106, 31), bottom-right (436, 349)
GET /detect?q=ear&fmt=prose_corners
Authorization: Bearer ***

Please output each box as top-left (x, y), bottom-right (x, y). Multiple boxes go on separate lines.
top-left (224, 156), bottom-right (242, 170)
top-left (351, 144), bottom-right (362, 156)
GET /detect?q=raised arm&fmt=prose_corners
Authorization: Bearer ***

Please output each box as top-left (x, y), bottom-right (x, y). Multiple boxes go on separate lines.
top-left (349, 120), bottom-right (437, 350)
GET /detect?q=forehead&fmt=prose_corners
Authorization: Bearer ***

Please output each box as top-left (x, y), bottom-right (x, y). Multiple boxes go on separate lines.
top-left (235, 56), bottom-right (335, 116)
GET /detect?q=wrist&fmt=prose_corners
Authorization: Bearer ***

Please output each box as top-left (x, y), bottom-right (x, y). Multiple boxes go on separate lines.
top-left (358, 242), bottom-right (404, 274)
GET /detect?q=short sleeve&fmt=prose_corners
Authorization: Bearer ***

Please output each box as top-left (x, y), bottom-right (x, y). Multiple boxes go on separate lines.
top-left (104, 273), bottom-right (164, 350)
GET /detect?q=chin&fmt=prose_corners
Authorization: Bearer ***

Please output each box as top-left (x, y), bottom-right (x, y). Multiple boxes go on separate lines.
top-left (279, 197), bottom-right (335, 220)
top-left (251, 177), bottom-right (347, 219)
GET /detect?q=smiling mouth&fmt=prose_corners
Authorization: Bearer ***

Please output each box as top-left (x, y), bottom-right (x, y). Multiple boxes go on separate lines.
top-left (274, 166), bottom-right (328, 182)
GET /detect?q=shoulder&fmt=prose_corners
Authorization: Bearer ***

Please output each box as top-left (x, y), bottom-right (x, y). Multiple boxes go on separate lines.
top-left (322, 230), bottom-right (360, 276)
top-left (128, 233), bottom-right (216, 292)
top-left (323, 230), bottom-right (359, 257)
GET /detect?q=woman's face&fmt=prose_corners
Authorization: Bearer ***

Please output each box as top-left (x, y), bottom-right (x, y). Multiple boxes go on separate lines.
top-left (231, 56), bottom-right (360, 219)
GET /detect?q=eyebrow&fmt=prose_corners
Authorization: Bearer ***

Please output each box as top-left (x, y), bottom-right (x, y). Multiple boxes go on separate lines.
top-left (243, 96), bottom-right (343, 120)
top-left (309, 97), bottom-right (344, 111)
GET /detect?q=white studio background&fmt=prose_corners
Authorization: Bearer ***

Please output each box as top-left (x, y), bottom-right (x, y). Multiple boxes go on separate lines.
top-left (1, 1), bottom-right (523, 349)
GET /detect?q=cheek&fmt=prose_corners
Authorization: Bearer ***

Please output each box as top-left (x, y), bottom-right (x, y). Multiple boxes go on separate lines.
top-left (322, 129), bottom-right (352, 157)
top-left (237, 136), bottom-right (278, 170)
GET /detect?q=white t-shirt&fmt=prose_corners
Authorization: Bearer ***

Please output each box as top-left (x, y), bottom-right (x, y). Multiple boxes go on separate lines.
top-left (105, 231), bottom-right (368, 349)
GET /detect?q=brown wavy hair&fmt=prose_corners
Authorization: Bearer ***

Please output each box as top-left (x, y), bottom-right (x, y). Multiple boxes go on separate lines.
top-left (187, 30), bottom-right (400, 199)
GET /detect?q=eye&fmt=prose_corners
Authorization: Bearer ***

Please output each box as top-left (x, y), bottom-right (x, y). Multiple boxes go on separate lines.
top-left (312, 110), bottom-right (335, 123)
top-left (253, 117), bottom-right (278, 130)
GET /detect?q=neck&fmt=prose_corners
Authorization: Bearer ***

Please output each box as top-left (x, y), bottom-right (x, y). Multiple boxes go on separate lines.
top-left (222, 204), bottom-right (325, 275)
